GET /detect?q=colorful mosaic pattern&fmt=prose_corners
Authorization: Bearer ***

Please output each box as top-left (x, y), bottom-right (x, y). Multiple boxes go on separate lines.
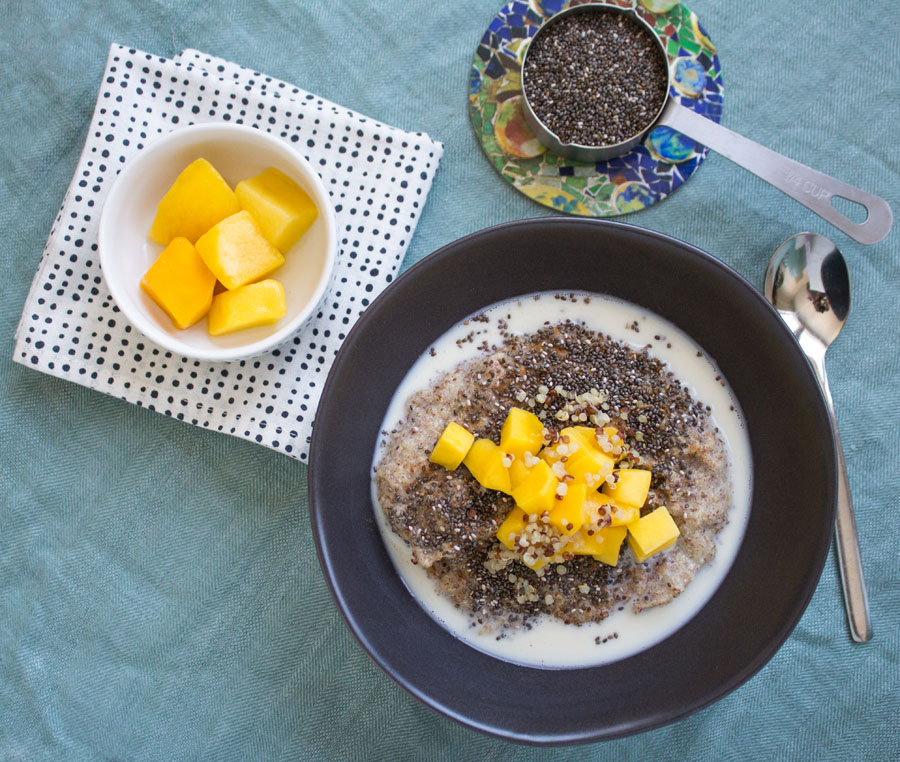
top-left (469, 0), bottom-right (724, 216)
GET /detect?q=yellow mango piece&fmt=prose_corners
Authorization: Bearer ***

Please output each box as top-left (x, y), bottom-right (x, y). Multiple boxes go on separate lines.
top-left (507, 457), bottom-right (533, 490)
top-left (207, 279), bottom-right (286, 336)
top-left (429, 421), bottom-right (475, 470)
top-left (539, 446), bottom-right (561, 465)
top-left (500, 407), bottom-right (544, 458)
top-left (195, 210), bottom-right (285, 290)
top-left (496, 508), bottom-right (564, 570)
top-left (602, 468), bottom-right (652, 507)
top-left (590, 527), bottom-right (629, 566)
top-left (511, 459), bottom-right (559, 513)
top-left (626, 506), bottom-right (680, 562)
top-left (570, 524), bottom-right (626, 554)
top-left (463, 439), bottom-right (512, 494)
top-left (496, 507), bottom-right (527, 550)
top-left (235, 167), bottom-right (318, 252)
top-left (565, 447), bottom-right (616, 485)
top-left (544, 427), bottom-right (615, 485)
top-left (560, 426), bottom-right (597, 447)
top-left (596, 425), bottom-right (626, 456)
top-left (149, 158), bottom-right (241, 245)
top-left (546, 483), bottom-right (587, 534)
top-left (584, 493), bottom-right (639, 527)
top-left (541, 427), bottom-right (591, 463)
top-left (140, 237), bottom-right (216, 329)
top-left (555, 425), bottom-right (625, 457)
top-left (586, 493), bottom-right (633, 526)
top-left (562, 426), bottom-right (617, 456)
top-left (519, 555), bottom-right (563, 571)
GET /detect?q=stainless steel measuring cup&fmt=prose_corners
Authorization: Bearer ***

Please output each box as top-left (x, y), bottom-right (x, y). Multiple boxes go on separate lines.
top-left (520, 3), bottom-right (892, 245)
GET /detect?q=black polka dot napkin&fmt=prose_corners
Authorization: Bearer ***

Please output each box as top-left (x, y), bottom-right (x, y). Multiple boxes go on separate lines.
top-left (13, 45), bottom-right (443, 461)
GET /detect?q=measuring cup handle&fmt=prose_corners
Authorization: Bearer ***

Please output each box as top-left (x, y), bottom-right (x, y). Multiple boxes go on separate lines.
top-left (658, 102), bottom-right (893, 245)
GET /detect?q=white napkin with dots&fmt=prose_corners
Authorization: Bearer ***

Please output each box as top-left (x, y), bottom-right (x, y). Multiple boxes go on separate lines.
top-left (13, 44), bottom-right (443, 461)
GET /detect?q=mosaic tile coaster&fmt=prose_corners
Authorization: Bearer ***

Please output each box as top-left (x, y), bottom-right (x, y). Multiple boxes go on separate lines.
top-left (468, 0), bottom-right (724, 216)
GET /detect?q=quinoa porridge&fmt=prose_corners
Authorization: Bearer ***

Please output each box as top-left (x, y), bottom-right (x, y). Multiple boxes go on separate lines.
top-left (371, 293), bottom-right (751, 668)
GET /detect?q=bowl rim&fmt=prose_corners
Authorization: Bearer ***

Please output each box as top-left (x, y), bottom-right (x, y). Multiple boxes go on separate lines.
top-left (308, 217), bottom-right (836, 744)
top-left (97, 121), bottom-right (337, 363)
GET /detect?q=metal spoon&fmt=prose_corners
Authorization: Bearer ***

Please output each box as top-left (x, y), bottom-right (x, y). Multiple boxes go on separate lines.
top-left (764, 232), bottom-right (872, 642)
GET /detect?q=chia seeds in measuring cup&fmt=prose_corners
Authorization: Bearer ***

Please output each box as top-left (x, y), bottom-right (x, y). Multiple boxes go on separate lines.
top-left (522, 7), bottom-right (669, 153)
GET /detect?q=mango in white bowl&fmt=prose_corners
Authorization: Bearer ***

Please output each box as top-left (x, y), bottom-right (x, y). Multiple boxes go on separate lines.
top-left (208, 279), bottom-right (286, 336)
top-left (149, 158), bottom-right (240, 245)
top-left (236, 167), bottom-right (319, 252)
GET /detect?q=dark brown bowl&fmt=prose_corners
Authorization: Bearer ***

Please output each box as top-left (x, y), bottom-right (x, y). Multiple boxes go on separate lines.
top-left (309, 218), bottom-right (835, 744)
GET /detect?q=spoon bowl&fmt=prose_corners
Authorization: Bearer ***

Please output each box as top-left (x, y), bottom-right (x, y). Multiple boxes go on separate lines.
top-left (765, 232), bottom-right (872, 643)
top-left (765, 231), bottom-right (851, 347)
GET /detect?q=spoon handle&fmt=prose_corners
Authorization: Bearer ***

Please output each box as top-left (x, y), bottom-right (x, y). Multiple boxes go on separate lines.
top-left (658, 102), bottom-right (893, 245)
top-left (832, 425), bottom-right (873, 642)
top-left (812, 359), bottom-right (873, 642)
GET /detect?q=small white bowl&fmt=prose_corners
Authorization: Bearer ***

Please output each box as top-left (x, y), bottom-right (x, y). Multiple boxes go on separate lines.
top-left (98, 123), bottom-right (337, 362)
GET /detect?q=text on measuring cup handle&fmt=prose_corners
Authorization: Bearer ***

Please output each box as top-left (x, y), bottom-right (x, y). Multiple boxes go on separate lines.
top-left (784, 169), bottom-right (832, 201)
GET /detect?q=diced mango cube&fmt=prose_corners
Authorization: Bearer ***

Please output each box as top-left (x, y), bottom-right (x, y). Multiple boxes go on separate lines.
top-left (565, 446), bottom-right (616, 485)
top-left (569, 524), bottom-right (626, 554)
top-left (496, 507), bottom-right (527, 550)
top-left (546, 483), bottom-right (587, 534)
top-left (560, 426), bottom-right (597, 447)
top-left (499, 407), bottom-right (544, 458)
top-left (626, 507), bottom-right (680, 562)
top-left (429, 421), bottom-right (475, 470)
top-left (507, 457), bottom-right (533, 490)
top-left (582, 492), bottom-right (605, 524)
top-left (561, 426), bottom-right (622, 456)
top-left (140, 237), bottom-right (216, 329)
top-left (539, 434), bottom-right (582, 466)
top-left (496, 508), bottom-right (564, 570)
top-left (511, 459), bottom-right (558, 513)
top-left (463, 439), bottom-right (512, 494)
top-left (604, 496), bottom-right (641, 527)
top-left (207, 279), bottom-right (286, 336)
top-left (539, 446), bottom-right (561, 465)
top-left (195, 210), bottom-right (285, 290)
top-left (523, 553), bottom-right (559, 571)
top-left (541, 426), bottom-right (592, 463)
top-left (602, 468), bottom-right (652, 507)
top-left (235, 167), bottom-right (318, 252)
top-left (591, 527), bottom-right (629, 566)
top-left (149, 158), bottom-right (241, 245)
top-left (544, 426), bottom-right (616, 485)
top-left (596, 425), bottom-right (626, 456)
top-left (584, 493), bottom-right (639, 527)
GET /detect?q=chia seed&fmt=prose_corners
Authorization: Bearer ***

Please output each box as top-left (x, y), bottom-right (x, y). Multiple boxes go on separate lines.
top-left (523, 9), bottom-right (669, 147)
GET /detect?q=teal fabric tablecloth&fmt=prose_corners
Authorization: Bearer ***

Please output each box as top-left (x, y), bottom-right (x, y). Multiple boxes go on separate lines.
top-left (3, 1), bottom-right (898, 759)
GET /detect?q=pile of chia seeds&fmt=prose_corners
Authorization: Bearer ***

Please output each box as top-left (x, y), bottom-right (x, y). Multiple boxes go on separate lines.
top-left (523, 10), bottom-right (669, 147)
